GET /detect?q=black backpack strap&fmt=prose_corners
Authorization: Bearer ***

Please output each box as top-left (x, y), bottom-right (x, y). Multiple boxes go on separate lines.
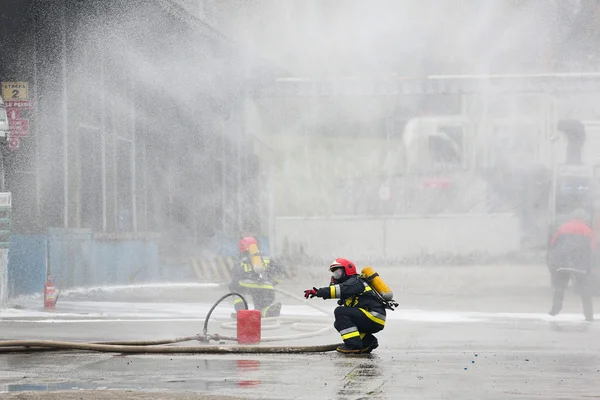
top-left (364, 272), bottom-right (379, 284)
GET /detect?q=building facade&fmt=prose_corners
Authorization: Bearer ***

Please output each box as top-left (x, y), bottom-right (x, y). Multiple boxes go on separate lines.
top-left (0, 0), bottom-right (277, 258)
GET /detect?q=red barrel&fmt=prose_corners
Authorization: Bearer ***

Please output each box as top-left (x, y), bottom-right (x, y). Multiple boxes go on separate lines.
top-left (236, 309), bottom-right (261, 344)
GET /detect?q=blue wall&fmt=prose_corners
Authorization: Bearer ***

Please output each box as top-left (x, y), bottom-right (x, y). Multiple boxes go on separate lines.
top-left (7, 230), bottom-right (268, 298)
top-left (7, 235), bottom-right (47, 297)
top-left (8, 229), bottom-right (161, 298)
top-left (89, 240), bottom-right (160, 286)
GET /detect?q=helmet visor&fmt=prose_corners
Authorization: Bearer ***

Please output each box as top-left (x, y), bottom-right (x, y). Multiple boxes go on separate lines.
top-left (329, 262), bottom-right (343, 272)
top-left (331, 268), bottom-right (344, 281)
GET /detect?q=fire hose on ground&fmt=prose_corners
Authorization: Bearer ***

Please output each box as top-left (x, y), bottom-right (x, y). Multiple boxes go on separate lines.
top-left (0, 290), bottom-right (342, 354)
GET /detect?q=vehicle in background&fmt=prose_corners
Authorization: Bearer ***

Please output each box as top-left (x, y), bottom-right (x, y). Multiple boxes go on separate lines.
top-left (400, 114), bottom-right (600, 244)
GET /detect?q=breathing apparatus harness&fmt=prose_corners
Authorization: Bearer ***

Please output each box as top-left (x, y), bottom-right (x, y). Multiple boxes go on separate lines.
top-left (335, 273), bottom-right (399, 311)
top-left (359, 273), bottom-right (399, 311)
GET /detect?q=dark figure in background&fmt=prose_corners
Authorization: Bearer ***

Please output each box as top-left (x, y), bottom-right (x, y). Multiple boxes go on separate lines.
top-left (304, 258), bottom-right (386, 354)
top-left (557, 119), bottom-right (586, 165)
top-left (547, 209), bottom-right (596, 321)
top-left (230, 236), bottom-right (283, 318)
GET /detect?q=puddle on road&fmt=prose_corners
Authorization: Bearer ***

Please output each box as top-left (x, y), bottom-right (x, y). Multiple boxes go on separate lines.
top-left (2, 358), bottom-right (266, 393)
top-left (4, 383), bottom-right (116, 392)
top-left (3, 379), bottom-right (263, 393)
top-left (0, 356), bottom-right (389, 399)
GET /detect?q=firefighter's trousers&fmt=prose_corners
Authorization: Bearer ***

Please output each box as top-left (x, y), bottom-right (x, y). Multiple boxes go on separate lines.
top-left (230, 280), bottom-right (280, 317)
top-left (333, 306), bottom-right (385, 350)
top-left (551, 269), bottom-right (593, 320)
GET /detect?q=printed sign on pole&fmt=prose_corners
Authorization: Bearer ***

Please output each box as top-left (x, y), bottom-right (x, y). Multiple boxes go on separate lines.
top-left (8, 119), bottom-right (29, 137)
top-left (1, 82), bottom-right (29, 101)
top-left (1, 81), bottom-right (32, 149)
top-left (5, 100), bottom-right (32, 109)
top-left (7, 109), bottom-right (20, 121)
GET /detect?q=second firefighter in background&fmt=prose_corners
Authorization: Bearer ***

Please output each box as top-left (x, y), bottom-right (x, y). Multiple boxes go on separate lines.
top-left (230, 236), bottom-right (283, 318)
top-left (304, 258), bottom-right (386, 354)
top-left (547, 208), bottom-right (596, 321)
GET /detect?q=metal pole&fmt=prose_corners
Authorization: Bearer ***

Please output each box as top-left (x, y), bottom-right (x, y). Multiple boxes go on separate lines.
top-left (33, 3), bottom-right (41, 222)
top-left (192, 191), bottom-right (198, 244)
top-left (61, 0), bottom-right (69, 228)
top-left (236, 110), bottom-right (243, 233)
top-left (113, 135), bottom-right (118, 231)
top-left (549, 100), bottom-right (559, 226)
top-left (100, 36), bottom-right (107, 232)
top-left (130, 75), bottom-right (137, 233)
top-left (221, 117), bottom-right (226, 235)
top-left (268, 161), bottom-right (276, 256)
top-left (142, 127), bottom-right (148, 232)
top-left (112, 100), bottom-right (118, 231)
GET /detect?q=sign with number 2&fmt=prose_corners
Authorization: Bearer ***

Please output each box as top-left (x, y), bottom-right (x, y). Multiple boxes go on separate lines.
top-left (1, 82), bottom-right (29, 101)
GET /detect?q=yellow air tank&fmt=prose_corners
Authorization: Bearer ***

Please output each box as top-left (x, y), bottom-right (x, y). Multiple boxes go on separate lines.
top-left (247, 243), bottom-right (265, 273)
top-left (362, 266), bottom-right (394, 301)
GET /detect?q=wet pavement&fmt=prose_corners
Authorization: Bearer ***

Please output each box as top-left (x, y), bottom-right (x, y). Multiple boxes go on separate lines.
top-left (1, 266), bottom-right (600, 399)
top-left (1, 316), bottom-right (600, 399)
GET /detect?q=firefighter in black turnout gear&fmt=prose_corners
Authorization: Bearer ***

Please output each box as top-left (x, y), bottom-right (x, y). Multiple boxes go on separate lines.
top-left (547, 209), bottom-right (596, 321)
top-left (304, 258), bottom-right (387, 354)
top-left (230, 237), bottom-right (283, 318)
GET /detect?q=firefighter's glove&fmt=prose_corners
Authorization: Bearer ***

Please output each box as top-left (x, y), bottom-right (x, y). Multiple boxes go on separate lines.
top-left (304, 287), bottom-right (318, 299)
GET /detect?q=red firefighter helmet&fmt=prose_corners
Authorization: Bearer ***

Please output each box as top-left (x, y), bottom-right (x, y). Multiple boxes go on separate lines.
top-left (238, 236), bottom-right (258, 253)
top-left (329, 258), bottom-right (357, 276)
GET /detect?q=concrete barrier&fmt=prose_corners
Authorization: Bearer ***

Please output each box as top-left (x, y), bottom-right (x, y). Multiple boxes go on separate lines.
top-left (166, 255), bottom-right (296, 283)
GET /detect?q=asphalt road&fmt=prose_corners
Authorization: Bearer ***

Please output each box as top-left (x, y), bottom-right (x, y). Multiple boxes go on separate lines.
top-left (1, 264), bottom-right (599, 399)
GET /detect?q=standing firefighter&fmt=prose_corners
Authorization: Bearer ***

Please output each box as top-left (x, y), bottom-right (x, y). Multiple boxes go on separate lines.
top-left (230, 236), bottom-right (283, 318)
top-left (547, 209), bottom-right (596, 321)
top-left (304, 258), bottom-right (397, 354)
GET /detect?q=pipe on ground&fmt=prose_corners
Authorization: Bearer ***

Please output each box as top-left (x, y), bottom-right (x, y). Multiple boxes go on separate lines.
top-left (0, 340), bottom-right (341, 354)
top-left (0, 291), bottom-right (341, 354)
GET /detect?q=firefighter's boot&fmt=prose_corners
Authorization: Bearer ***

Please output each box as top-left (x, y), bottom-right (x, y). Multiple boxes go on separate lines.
top-left (336, 343), bottom-right (362, 354)
top-left (336, 334), bottom-right (363, 354)
top-left (361, 334), bottom-right (379, 354)
top-left (262, 302), bottom-right (282, 318)
top-left (582, 296), bottom-right (594, 321)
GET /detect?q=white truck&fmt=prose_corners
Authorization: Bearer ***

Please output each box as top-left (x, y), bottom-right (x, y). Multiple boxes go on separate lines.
top-left (401, 114), bottom-right (600, 242)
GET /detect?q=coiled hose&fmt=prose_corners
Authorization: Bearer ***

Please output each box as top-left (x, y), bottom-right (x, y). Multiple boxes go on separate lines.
top-left (203, 291), bottom-right (334, 343)
top-left (0, 291), bottom-right (340, 354)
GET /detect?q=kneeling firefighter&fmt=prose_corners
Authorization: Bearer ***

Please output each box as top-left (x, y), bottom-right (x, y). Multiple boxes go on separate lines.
top-left (230, 236), bottom-right (283, 318)
top-left (304, 258), bottom-right (398, 354)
